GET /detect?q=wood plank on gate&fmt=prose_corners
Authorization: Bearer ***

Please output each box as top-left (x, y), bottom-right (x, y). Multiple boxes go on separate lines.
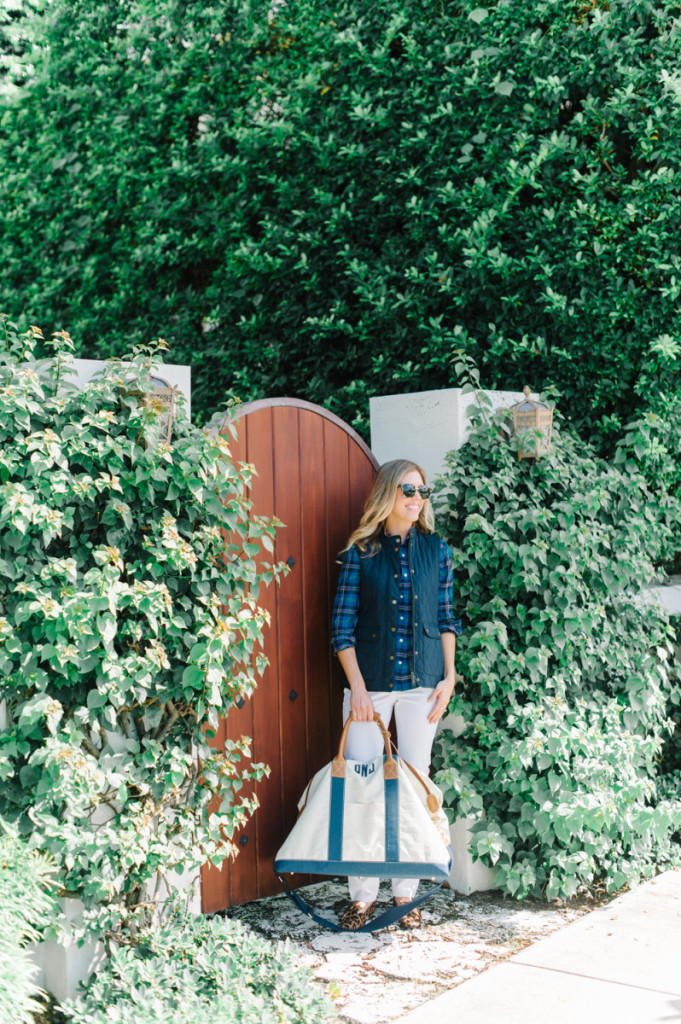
top-left (299, 409), bottom-right (333, 781)
top-left (323, 420), bottom-right (353, 749)
top-left (271, 408), bottom-right (308, 871)
top-left (243, 406), bottom-right (282, 900)
top-left (221, 408), bottom-right (265, 906)
top-left (201, 414), bottom-right (254, 911)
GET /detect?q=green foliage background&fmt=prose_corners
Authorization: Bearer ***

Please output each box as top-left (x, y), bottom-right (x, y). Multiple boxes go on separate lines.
top-left (433, 404), bottom-right (681, 900)
top-left (1, 0), bottom-right (681, 438)
top-left (613, 337), bottom-right (681, 570)
top-left (62, 914), bottom-right (332, 1024)
top-left (1, 0), bottom-right (681, 924)
top-left (0, 822), bottom-right (54, 1024)
top-left (0, 320), bottom-right (282, 942)
top-left (0, 1), bottom-right (50, 101)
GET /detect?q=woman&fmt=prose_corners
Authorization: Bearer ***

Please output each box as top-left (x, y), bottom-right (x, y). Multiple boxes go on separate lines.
top-left (330, 458), bottom-right (461, 930)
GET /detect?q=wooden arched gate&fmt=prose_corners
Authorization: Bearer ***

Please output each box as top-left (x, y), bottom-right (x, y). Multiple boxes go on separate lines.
top-left (201, 398), bottom-right (378, 912)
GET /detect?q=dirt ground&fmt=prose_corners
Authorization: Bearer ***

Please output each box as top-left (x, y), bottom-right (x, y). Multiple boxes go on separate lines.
top-left (224, 879), bottom-right (597, 1023)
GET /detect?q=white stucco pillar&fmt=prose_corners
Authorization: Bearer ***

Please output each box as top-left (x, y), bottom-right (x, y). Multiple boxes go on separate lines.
top-left (369, 386), bottom-right (534, 482)
top-left (70, 359), bottom-right (192, 420)
top-left (645, 577), bottom-right (681, 615)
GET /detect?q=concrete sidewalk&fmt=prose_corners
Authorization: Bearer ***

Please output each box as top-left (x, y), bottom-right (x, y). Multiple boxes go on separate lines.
top-left (396, 870), bottom-right (681, 1024)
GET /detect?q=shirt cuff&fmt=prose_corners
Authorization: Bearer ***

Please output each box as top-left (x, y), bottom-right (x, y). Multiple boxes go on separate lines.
top-left (330, 640), bottom-right (356, 655)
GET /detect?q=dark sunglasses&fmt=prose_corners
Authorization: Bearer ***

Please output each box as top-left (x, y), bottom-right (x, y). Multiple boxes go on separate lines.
top-left (399, 483), bottom-right (433, 499)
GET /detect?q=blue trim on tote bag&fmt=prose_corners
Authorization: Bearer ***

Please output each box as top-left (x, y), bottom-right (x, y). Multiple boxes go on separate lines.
top-left (384, 776), bottom-right (399, 863)
top-left (328, 775), bottom-right (345, 861)
top-left (273, 853), bottom-right (453, 879)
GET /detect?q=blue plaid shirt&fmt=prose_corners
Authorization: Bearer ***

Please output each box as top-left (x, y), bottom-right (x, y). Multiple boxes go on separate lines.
top-left (331, 534), bottom-right (462, 689)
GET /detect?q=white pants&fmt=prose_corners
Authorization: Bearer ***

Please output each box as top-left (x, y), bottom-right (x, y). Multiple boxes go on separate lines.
top-left (342, 687), bottom-right (438, 903)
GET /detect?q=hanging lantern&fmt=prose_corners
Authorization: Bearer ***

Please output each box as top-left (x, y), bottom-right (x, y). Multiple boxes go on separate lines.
top-left (143, 374), bottom-right (176, 443)
top-left (121, 373), bottom-right (177, 443)
top-left (508, 386), bottom-right (553, 460)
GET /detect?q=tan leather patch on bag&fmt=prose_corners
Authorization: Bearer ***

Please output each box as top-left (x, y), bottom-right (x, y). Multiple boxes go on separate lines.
top-left (427, 793), bottom-right (440, 814)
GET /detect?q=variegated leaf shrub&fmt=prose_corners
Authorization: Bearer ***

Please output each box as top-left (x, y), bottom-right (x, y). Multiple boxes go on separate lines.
top-left (433, 405), bottom-right (681, 900)
top-left (0, 318), bottom-right (282, 942)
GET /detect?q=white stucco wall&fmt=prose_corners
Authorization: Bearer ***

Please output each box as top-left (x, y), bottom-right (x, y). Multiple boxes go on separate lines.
top-left (369, 386), bottom-right (539, 481)
top-left (645, 577), bottom-right (681, 616)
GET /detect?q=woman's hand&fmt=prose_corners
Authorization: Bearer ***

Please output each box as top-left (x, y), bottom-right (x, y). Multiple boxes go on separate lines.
top-left (337, 647), bottom-right (375, 722)
top-left (427, 673), bottom-right (456, 724)
top-left (429, 631), bottom-right (457, 724)
top-left (350, 685), bottom-right (375, 722)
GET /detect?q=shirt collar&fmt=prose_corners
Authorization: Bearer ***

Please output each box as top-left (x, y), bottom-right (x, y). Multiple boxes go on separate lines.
top-left (382, 527), bottom-right (415, 546)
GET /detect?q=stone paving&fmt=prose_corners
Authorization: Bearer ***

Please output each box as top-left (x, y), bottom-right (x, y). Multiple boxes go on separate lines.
top-left (223, 879), bottom-right (592, 1023)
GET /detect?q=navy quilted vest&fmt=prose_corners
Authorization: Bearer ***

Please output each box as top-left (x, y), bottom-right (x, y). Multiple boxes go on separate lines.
top-left (353, 529), bottom-right (443, 692)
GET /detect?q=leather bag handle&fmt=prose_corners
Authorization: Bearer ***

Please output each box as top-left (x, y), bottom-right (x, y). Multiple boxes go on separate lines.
top-left (332, 713), bottom-right (395, 778)
top-left (387, 736), bottom-right (442, 815)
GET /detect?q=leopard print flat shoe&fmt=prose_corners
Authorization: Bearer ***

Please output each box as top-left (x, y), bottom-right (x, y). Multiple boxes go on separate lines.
top-left (393, 896), bottom-right (421, 930)
top-left (339, 900), bottom-right (377, 930)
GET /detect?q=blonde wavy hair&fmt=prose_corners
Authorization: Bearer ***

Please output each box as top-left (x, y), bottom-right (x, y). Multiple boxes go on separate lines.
top-left (343, 458), bottom-right (434, 556)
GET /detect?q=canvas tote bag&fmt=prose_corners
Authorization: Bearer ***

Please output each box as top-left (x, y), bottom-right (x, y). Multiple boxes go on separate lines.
top-left (274, 713), bottom-right (453, 931)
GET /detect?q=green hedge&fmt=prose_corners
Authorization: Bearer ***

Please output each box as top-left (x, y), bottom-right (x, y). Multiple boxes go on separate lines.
top-left (433, 406), bottom-right (681, 900)
top-left (0, 1), bottom-right (47, 102)
top-left (0, 822), bottom-right (54, 1024)
top-left (1, 0), bottom-right (681, 438)
top-left (62, 914), bottom-right (333, 1024)
top-left (0, 319), bottom-right (282, 942)
top-left (613, 339), bottom-right (681, 572)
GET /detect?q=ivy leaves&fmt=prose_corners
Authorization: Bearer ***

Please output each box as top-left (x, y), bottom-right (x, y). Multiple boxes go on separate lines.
top-left (61, 915), bottom-right (332, 1024)
top-left (2, 0), bottom-right (681, 439)
top-left (0, 320), bottom-right (282, 940)
top-left (433, 417), bottom-right (681, 900)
